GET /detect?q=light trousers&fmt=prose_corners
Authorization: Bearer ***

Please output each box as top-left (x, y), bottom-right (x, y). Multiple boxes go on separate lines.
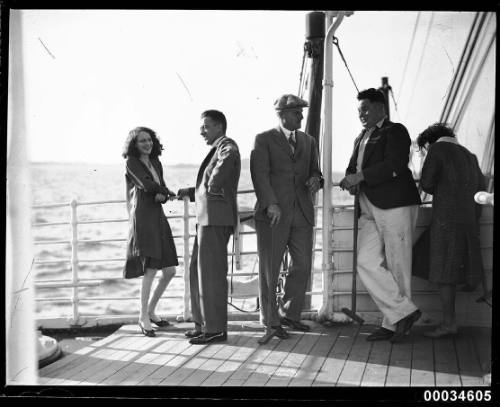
top-left (357, 192), bottom-right (419, 331)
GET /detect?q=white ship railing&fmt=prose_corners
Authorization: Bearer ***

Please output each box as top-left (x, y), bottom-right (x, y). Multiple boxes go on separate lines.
top-left (31, 188), bottom-right (336, 325)
top-left (32, 185), bottom-right (493, 327)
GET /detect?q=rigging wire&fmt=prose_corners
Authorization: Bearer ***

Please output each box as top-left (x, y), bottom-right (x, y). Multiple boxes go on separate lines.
top-left (298, 45), bottom-right (308, 98)
top-left (404, 12), bottom-right (435, 122)
top-left (440, 12), bottom-right (487, 124)
top-left (332, 36), bottom-right (359, 93)
top-left (451, 29), bottom-right (496, 130)
top-left (397, 12), bottom-right (421, 102)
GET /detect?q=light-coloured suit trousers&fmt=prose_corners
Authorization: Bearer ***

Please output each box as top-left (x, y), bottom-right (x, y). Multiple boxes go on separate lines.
top-left (357, 192), bottom-right (419, 331)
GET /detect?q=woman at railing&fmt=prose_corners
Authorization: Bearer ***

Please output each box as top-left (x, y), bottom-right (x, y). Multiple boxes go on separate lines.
top-left (122, 127), bottom-right (178, 337)
top-left (416, 123), bottom-right (485, 339)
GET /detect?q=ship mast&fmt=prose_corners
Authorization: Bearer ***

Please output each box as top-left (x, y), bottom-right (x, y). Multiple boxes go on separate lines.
top-left (317, 11), bottom-right (353, 321)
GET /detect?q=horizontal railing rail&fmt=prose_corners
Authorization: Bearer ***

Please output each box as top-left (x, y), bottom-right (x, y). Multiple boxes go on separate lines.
top-left (31, 182), bottom-right (494, 325)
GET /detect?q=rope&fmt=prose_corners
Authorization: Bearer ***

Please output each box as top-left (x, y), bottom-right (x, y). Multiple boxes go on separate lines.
top-left (332, 36), bottom-right (359, 93)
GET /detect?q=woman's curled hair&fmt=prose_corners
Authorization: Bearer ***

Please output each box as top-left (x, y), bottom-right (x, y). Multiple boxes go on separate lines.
top-left (416, 123), bottom-right (456, 151)
top-left (122, 126), bottom-right (164, 159)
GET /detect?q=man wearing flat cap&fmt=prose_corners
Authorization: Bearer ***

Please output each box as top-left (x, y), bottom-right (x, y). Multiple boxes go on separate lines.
top-left (250, 94), bottom-right (323, 340)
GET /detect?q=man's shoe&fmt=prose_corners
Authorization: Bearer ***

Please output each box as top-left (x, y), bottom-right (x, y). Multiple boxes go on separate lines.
top-left (366, 327), bottom-right (394, 342)
top-left (189, 331), bottom-right (227, 345)
top-left (184, 329), bottom-right (203, 338)
top-left (280, 317), bottom-right (310, 332)
top-left (271, 325), bottom-right (289, 339)
top-left (391, 309), bottom-right (422, 343)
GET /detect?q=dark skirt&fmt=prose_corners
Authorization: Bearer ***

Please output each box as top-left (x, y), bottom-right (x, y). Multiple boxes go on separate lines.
top-left (123, 215), bottom-right (179, 279)
top-left (412, 222), bottom-right (482, 290)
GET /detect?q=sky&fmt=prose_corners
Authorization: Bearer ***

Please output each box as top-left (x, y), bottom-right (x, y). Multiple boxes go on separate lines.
top-left (9, 10), bottom-right (495, 172)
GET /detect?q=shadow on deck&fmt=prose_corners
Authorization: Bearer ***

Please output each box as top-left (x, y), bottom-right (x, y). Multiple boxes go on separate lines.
top-left (38, 321), bottom-right (491, 387)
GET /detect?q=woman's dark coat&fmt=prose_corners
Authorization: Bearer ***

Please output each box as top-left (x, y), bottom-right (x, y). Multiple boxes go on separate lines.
top-left (418, 140), bottom-right (485, 288)
top-left (124, 156), bottom-right (173, 273)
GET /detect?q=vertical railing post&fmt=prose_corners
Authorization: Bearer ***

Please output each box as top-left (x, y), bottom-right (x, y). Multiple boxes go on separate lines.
top-left (70, 197), bottom-right (80, 325)
top-left (234, 216), bottom-right (242, 270)
top-left (182, 196), bottom-right (191, 321)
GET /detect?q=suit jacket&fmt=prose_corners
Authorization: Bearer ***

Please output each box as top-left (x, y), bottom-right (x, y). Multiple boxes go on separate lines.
top-left (346, 119), bottom-right (421, 209)
top-left (186, 137), bottom-right (241, 228)
top-left (250, 127), bottom-right (322, 225)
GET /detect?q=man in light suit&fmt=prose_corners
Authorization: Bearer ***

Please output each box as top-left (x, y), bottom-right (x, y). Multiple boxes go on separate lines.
top-left (250, 94), bottom-right (323, 340)
top-left (340, 88), bottom-right (422, 343)
top-left (177, 110), bottom-right (241, 345)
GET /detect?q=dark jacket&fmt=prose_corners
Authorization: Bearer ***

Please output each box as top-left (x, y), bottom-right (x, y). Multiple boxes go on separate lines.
top-left (125, 156), bottom-right (173, 259)
top-left (185, 137), bottom-right (241, 228)
top-left (346, 119), bottom-right (421, 209)
top-left (418, 140), bottom-right (485, 287)
top-left (250, 127), bottom-right (322, 225)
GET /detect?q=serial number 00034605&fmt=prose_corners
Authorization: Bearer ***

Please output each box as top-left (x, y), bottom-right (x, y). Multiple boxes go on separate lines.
top-left (423, 389), bottom-right (491, 402)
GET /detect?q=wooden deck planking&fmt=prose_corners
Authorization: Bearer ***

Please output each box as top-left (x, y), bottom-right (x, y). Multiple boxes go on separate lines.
top-left (202, 332), bottom-right (260, 386)
top-left (99, 337), bottom-right (185, 385)
top-left (469, 327), bottom-right (491, 377)
top-left (313, 324), bottom-right (359, 386)
top-left (222, 331), bottom-right (281, 386)
top-left (336, 324), bottom-right (373, 386)
top-left (385, 335), bottom-right (413, 386)
top-left (265, 329), bottom-right (323, 386)
top-left (359, 332), bottom-right (391, 386)
top-left (181, 333), bottom-right (253, 386)
top-left (137, 335), bottom-right (201, 385)
top-left (156, 338), bottom-right (224, 386)
top-left (410, 332), bottom-right (435, 387)
top-left (454, 333), bottom-right (485, 386)
top-left (242, 332), bottom-right (304, 386)
top-left (40, 334), bottom-right (139, 385)
top-left (37, 322), bottom-right (490, 387)
top-left (288, 328), bottom-right (340, 386)
top-left (433, 337), bottom-right (461, 386)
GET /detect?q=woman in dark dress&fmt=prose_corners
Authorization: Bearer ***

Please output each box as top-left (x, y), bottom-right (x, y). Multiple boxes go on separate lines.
top-left (122, 127), bottom-right (179, 337)
top-left (417, 123), bottom-right (485, 338)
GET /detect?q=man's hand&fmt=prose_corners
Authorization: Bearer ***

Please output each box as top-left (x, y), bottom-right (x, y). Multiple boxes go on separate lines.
top-left (155, 193), bottom-right (166, 202)
top-left (177, 188), bottom-right (191, 200)
top-left (166, 189), bottom-right (177, 200)
top-left (347, 185), bottom-right (359, 196)
top-left (266, 204), bottom-right (281, 227)
top-left (339, 172), bottom-right (364, 190)
top-left (306, 176), bottom-right (321, 194)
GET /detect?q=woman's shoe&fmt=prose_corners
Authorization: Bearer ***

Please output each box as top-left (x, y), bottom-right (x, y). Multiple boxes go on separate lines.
top-left (423, 325), bottom-right (458, 339)
top-left (150, 317), bottom-right (170, 328)
top-left (139, 321), bottom-right (156, 337)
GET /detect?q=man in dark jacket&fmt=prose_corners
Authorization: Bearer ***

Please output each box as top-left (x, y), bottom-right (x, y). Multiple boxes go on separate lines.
top-left (178, 110), bottom-right (241, 344)
top-left (251, 94), bottom-right (323, 341)
top-left (340, 88), bottom-right (422, 343)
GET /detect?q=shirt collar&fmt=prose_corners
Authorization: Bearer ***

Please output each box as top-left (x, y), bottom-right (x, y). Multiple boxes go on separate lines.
top-left (436, 136), bottom-right (459, 145)
top-left (211, 135), bottom-right (225, 148)
top-left (375, 116), bottom-right (387, 128)
top-left (279, 124), bottom-right (295, 140)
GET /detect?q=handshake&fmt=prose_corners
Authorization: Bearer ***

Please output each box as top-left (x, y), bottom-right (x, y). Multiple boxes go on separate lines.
top-left (176, 188), bottom-right (192, 201)
top-left (154, 189), bottom-right (177, 203)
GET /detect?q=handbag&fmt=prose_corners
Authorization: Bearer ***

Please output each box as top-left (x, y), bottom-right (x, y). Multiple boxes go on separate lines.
top-left (123, 256), bottom-right (144, 279)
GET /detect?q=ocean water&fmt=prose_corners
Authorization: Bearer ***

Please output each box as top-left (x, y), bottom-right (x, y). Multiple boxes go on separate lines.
top-left (29, 161), bottom-right (353, 319)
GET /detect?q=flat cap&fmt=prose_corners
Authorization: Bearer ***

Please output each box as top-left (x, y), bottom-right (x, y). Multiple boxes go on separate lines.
top-left (274, 94), bottom-right (309, 111)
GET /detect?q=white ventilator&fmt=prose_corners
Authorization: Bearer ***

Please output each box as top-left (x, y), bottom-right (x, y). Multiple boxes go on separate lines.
top-left (474, 191), bottom-right (494, 206)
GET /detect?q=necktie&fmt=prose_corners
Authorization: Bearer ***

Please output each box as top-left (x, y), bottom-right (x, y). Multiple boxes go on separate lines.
top-left (288, 132), bottom-right (296, 153)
